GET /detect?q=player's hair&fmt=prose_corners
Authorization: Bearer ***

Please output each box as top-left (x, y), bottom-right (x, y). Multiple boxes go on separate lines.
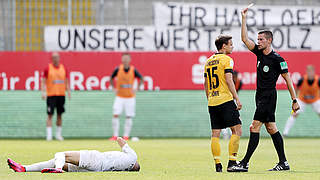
top-left (122, 52), bottom-right (131, 57)
top-left (215, 35), bottom-right (232, 51)
top-left (258, 30), bottom-right (273, 42)
top-left (130, 162), bottom-right (140, 171)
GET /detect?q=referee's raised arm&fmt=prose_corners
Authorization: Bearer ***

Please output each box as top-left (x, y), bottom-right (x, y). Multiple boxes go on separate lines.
top-left (241, 8), bottom-right (255, 51)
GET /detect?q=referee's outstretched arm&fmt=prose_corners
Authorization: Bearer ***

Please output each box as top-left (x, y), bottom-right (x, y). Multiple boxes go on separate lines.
top-left (241, 8), bottom-right (255, 51)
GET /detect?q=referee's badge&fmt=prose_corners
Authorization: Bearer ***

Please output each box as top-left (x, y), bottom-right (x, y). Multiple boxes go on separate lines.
top-left (263, 65), bottom-right (269, 72)
top-left (280, 61), bottom-right (288, 70)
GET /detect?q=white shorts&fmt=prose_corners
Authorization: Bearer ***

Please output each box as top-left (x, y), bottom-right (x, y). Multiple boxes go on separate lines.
top-left (296, 99), bottom-right (320, 114)
top-left (68, 146), bottom-right (137, 172)
top-left (113, 96), bottom-right (136, 117)
top-left (67, 150), bottom-right (105, 172)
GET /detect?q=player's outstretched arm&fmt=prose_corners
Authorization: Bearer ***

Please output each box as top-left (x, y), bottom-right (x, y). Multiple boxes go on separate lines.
top-left (241, 8), bottom-right (255, 51)
top-left (281, 73), bottom-right (300, 112)
top-left (226, 72), bottom-right (242, 110)
top-left (117, 137), bottom-right (138, 160)
top-left (117, 137), bottom-right (127, 148)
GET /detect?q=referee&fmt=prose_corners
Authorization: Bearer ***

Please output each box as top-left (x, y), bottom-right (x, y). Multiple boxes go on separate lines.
top-left (230, 7), bottom-right (300, 172)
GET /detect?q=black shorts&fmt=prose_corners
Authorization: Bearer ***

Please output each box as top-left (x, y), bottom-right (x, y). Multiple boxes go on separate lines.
top-left (253, 89), bottom-right (277, 122)
top-left (47, 96), bottom-right (65, 115)
top-left (208, 100), bottom-right (241, 129)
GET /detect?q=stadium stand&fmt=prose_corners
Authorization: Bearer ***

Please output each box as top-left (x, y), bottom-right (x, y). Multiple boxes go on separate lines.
top-left (0, 0), bottom-right (319, 51)
top-left (14, 0), bottom-right (94, 51)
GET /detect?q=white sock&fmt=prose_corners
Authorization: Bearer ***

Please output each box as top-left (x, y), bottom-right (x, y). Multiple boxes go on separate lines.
top-left (54, 152), bottom-right (65, 169)
top-left (56, 126), bottom-right (62, 137)
top-left (112, 117), bottom-right (120, 137)
top-left (123, 117), bottom-right (133, 137)
top-left (221, 128), bottom-right (230, 140)
top-left (46, 127), bottom-right (52, 140)
top-left (283, 115), bottom-right (296, 135)
top-left (25, 159), bottom-right (55, 172)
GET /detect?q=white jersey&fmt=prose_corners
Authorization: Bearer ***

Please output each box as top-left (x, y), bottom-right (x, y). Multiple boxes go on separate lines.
top-left (69, 144), bottom-right (137, 172)
top-left (101, 144), bottom-right (137, 171)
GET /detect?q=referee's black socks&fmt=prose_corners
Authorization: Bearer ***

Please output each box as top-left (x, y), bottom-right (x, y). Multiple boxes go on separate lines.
top-left (242, 132), bottom-right (260, 165)
top-left (271, 131), bottom-right (287, 163)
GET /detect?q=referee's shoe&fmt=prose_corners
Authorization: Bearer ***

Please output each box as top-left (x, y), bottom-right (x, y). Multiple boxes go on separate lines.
top-left (228, 161), bottom-right (248, 172)
top-left (268, 161), bottom-right (290, 171)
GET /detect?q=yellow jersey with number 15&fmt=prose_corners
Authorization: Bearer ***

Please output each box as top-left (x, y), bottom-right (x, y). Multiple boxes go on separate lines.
top-left (204, 53), bottom-right (234, 106)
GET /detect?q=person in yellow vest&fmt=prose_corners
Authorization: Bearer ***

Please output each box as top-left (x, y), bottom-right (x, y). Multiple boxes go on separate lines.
top-left (109, 53), bottom-right (144, 141)
top-left (283, 65), bottom-right (320, 136)
top-left (41, 52), bottom-right (70, 141)
top-left (204, 35), bottom-right (242, 172)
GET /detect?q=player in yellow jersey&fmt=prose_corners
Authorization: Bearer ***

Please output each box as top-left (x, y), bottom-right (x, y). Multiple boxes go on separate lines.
top-left (204, 35), bottom-right (242, 172)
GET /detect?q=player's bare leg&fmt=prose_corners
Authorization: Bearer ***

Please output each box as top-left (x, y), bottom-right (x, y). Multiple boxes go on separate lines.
top-left (211, 129), bottom-right (222, 172)
top-left (46, 115), bottom-right (53, 141)
top-left (56, 114), bottom-right (64, 141)
top-left (227, 124), bottom-right (242, 172)
top-left (265, 122), bottom-right (290, 171)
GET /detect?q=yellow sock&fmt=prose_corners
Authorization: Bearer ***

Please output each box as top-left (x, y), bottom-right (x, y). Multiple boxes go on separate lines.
top-left (211, 137), bottom-right (221, 164)
top-left (228, 134), bottom-right (240, 161)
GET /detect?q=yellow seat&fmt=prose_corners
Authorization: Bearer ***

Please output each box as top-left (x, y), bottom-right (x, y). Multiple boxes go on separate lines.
top-left (15, 0), bottom-right (95, 50)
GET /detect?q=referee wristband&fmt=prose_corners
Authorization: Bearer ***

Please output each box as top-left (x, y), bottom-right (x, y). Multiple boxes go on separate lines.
top-left (292, 99), bottom-right (297, 103)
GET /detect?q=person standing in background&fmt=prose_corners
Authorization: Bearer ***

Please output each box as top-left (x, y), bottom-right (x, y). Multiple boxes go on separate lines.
top-left (283, 65), bottom-right (320, 136)
top-left (41, 52), bottom-right (70, 141)
top-left (109, 53), bottom-right (144, 141)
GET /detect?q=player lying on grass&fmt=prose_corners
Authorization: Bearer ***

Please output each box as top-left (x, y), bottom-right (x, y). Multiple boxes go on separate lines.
top-left (7, 137), bottom-right (140, 173)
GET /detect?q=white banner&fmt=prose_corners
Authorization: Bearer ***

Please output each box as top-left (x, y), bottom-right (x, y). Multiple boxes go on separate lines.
top-left (45, 25), bottom-right (319, 51)
top-left (153, 2), bottom-right (320, 27)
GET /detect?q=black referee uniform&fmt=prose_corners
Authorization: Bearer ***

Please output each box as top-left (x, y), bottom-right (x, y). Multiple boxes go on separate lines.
top-left (237, 44), bottom-right (290, 170)
top-left (251, 45), bottom-right (288, 122)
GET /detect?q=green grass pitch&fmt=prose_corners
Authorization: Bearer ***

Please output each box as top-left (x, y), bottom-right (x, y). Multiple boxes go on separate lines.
top-left (1, 138), bottom-right (320, 179)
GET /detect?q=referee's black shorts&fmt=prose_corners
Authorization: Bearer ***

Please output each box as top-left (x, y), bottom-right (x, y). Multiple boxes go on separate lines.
top-left (208, 100), bottom-right (241, 129)
top-left (253, 89), bottom-right (277, 122)
top-left (47, 96), bottom-right (65, 115)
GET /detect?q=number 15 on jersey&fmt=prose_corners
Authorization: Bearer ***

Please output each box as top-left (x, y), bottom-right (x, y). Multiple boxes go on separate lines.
top-left (206, 66), bottom-right (220, 90)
